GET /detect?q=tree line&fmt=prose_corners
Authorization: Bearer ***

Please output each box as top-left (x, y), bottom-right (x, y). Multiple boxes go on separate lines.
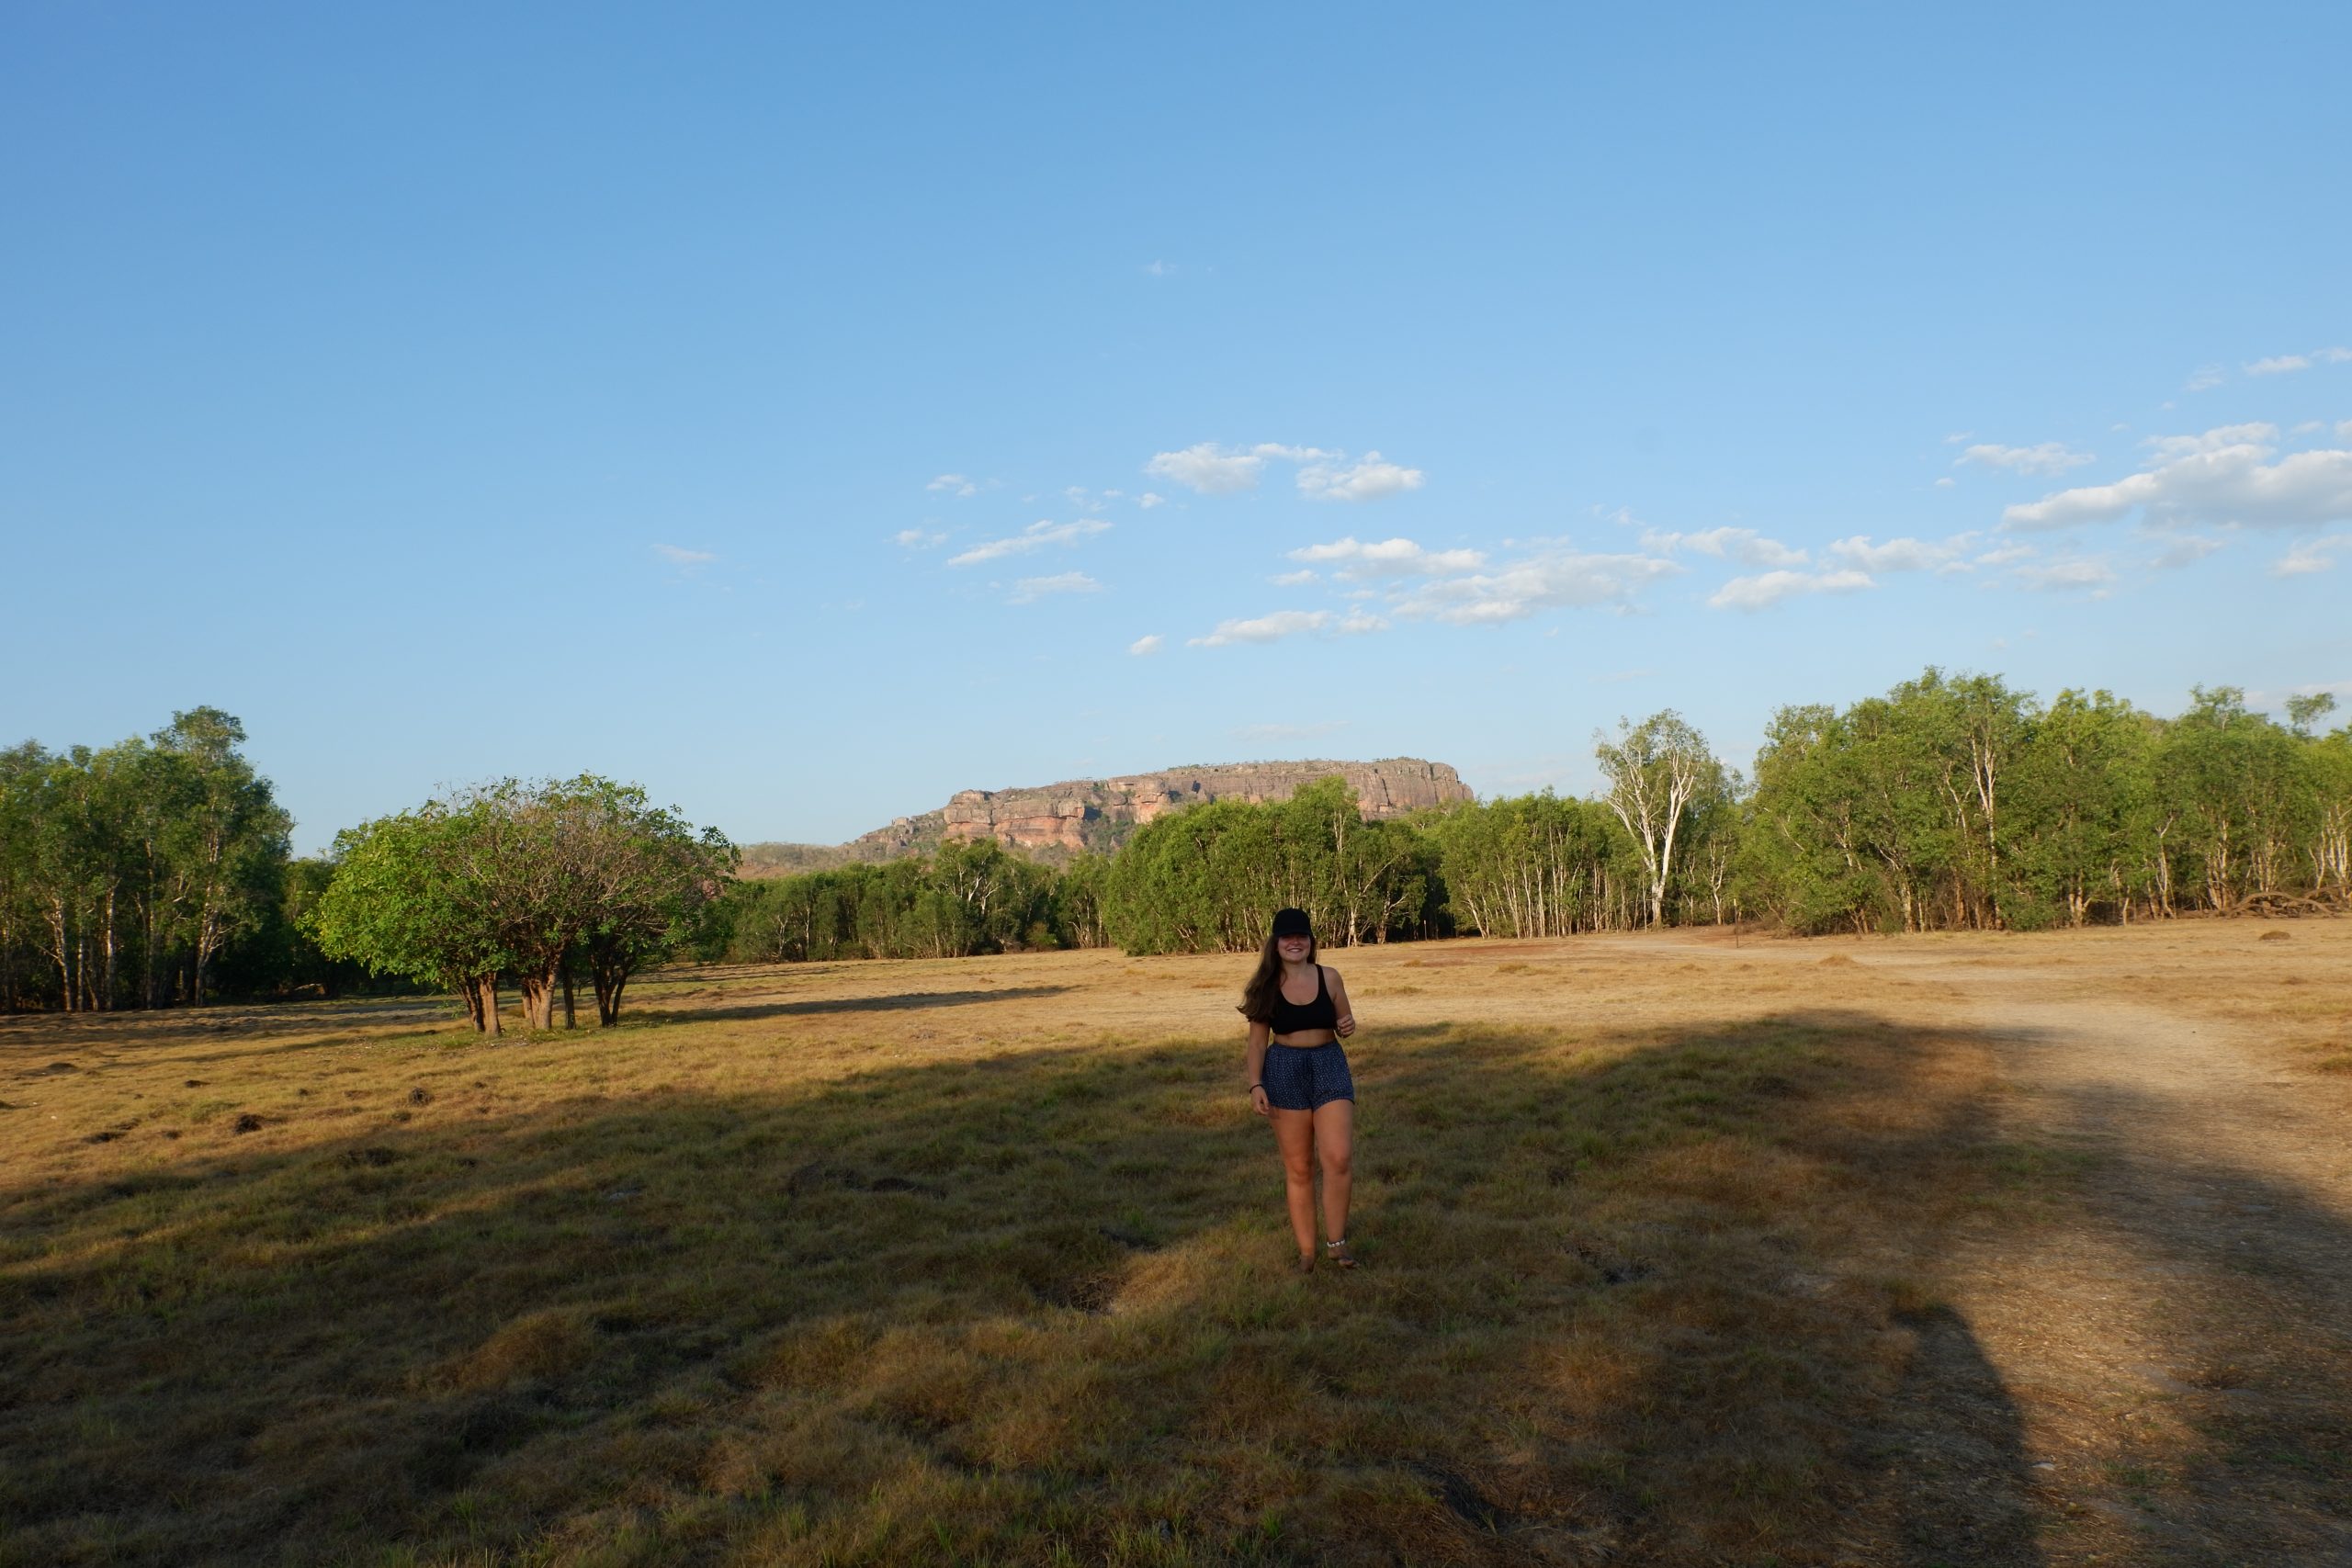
top-left (0, 709), bottom-right (297, 1011)
top-left (8, 674), bottom-right (2348, 1011)
top-left (711, 674), bottom-right (2351, 957)
top-left (1742, 672), bottom-right (2349, 933)
top-left (0, 713), bottom-right (733, 1026)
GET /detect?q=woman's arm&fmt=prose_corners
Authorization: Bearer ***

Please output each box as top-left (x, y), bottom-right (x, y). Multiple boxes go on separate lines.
top-left (1245, 1020), bottom-right (1272, 1117)
top-left (1327, 968), bottom-right (1356, 1037)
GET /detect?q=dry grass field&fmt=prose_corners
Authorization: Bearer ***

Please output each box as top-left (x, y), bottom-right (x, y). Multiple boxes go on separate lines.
top-left (4, 920), bottom-right (2348, 1567)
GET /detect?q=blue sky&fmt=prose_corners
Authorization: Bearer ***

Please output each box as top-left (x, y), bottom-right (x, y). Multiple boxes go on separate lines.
top-left (6, 3), bottom-right (2348, 853)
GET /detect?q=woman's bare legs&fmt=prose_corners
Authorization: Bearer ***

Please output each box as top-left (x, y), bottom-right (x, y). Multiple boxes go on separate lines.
top-left (1271, 1109), bottom-right (1318, 1266)
top-left (1312, 1099), bottom-right (1353, 1250)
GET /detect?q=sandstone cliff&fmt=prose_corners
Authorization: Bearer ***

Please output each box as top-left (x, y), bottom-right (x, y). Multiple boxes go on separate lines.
top-left (740, 758), bottom-right (1471, 874)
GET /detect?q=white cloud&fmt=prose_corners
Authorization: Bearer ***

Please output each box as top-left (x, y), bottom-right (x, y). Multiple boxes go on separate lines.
top-left (1934, 477), bottom-right (1957, 489)
top-left (1189, 610), bottom-right (1331, 647)
top-left (2143, 423), bottom-right (2279, 461)
top-left (2005, 424), bottom-right (2352, 532)
top-left (2010, 557), bottom-right (2117, 592)
top-left (1144, 260), bottom-right (1177, 277)
top-left (2184, 366), bottom-right (2226, 392)
top-left (2247, 347), bottom-right (2350, 376)
top-left (1271, 570), bottom-right (1318, 586)
top-left (1008, 571), bottom-right (1100, 604)
top-left (1392, 547), bottom-right (1682, 624)
top-left (1943, 431), bottom-right (1975, 445)
top-left (1338, 609), bottom-right (1389, 635)
top-left (1144, 441), bottom-right (1421, 500)
top-left (1136, 492), bottom-right (1167, 510)
top-left (1827, 534), bottom-right (1975, 572)
top-left (1288, 536), bottom-right (1486, 579)
top-left (1128, 634), bottom-right (1164, 656)
top-left (927, 473), bottom-right (978, 497)
top-left (893, 528), bottom-right (947, 549)
top-left (652, 544), bottom-right (717, 566)
top-left (1145, 443), bottom-right (1265, 494)
top-left (2150, 536), bottom-right (2224, 570)
top-left (1956, 442), bottom-right (2096, 476)
top-left (1973, 544), bottom-right (2038, 568)
top-left (1642, 525), bottom-right (1808, 567)
top-left (947, 518), bottom-right (1111, 567)
top-left (2273, 535), bottom-right (2352, 577)
top-left (1707, 568), bottom-right (1874, 611)
top-left (2339, 421), bottom-right (2352, 443)
top-left (1295, 451), bottom-right (1426, 502)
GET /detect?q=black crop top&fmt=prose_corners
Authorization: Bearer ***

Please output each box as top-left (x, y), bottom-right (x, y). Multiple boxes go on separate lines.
top-left (1269, 965), bottom-right (1339, 1036)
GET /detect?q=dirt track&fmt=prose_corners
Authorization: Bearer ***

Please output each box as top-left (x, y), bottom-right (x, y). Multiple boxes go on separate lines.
top-left (1668, 929), bottom-right (2352, 1566)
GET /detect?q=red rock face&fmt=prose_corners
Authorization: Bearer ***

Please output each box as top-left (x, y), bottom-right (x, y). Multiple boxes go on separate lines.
top-left (925, 759), bottom-right (1471, 856)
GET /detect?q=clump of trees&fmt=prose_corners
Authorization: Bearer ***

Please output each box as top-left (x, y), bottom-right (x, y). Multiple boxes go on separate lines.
top-left (0, 709), bottom-right (294, 1011)
top-left (1103, 778), bottom-right (1442, 953)
top-left (709, 837), bottom-right (1087, 962)
top-left (1741, 675), bottom-right (2352, 932)
top-left (308, 777), bottom-right (734, 1032)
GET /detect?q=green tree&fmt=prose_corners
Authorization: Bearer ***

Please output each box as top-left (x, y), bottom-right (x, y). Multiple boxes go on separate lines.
top-left (1596, 710), bottom-right (1721, 928)
top-left (567, 778), bottom-right (737, 1024)
top-left (155, 709), bottom-right (292, 1005)
top-left (309, 799), bottom-right (513, 1032)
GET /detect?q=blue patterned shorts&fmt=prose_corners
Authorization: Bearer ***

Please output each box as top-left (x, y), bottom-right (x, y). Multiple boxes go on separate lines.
top-left (1262, 1042), bottom-right (1355, 1111)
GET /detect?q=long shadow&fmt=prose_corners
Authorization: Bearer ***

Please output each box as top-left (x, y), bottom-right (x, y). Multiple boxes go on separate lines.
top-left (630, 983), bottom-right (1074, 1024)
top-left (0, 1010), bottom-right (2064, 1567)
top-left (1973, 1059), bottom-right (2352, 1562)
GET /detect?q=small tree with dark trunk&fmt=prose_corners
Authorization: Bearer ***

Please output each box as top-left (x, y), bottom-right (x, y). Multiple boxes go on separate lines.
top-left (565, 780), bottom-right (734, 1025)
top-left (307, 802), bottom-right (510, 1033)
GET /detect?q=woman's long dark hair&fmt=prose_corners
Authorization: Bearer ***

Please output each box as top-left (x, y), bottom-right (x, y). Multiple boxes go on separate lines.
top-left (1238, 930), bottom-right (1317, 1022)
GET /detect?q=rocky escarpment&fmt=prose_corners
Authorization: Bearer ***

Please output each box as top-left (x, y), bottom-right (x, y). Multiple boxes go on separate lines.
top-left (740, 758), bottom-right (1472, 874)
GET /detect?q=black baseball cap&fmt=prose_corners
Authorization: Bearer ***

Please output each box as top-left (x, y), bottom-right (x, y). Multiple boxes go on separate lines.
top-left (1271, 908), bottom-right (1313, 939)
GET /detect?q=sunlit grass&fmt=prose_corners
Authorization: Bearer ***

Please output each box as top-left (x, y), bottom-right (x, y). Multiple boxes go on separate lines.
top-left (5, 924), bottom-right (2341, 1565)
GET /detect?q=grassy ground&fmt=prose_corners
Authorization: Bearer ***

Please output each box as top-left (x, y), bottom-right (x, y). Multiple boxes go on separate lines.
top-left (1, 924), bottom-right (2343, 1566)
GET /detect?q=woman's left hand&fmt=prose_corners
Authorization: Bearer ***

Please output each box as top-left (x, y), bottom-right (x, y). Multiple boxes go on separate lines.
top-left (1335, 1012), bottom-right (1355, 1038)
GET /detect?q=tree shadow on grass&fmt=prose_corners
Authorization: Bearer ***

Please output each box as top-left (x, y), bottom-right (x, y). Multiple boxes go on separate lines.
top-left (629, 984), bottom-right (1075, 1025)
top-left (1, 1010), bottom-right (2070, 1567)
top-left (1967, 1052), bottom-right (2352, 1564)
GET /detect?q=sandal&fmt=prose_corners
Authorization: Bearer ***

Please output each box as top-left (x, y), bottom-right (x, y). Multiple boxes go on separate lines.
top-left (1323, 1239), bottom-right (1359, 1270)
top-left (1294, 1253), bottom-right (1317, 1275)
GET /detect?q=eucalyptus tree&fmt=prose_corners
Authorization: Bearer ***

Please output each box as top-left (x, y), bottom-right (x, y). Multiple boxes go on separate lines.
top-left (2155, 687), bottom-right (2268, 912)
top-left (153, 709), bottom-right (292, 1004)
top-left (1425, 793), bottom-right (1612, 937)
top-left (1595, 710), bottom-right (1721, 929)
top-left (2009, 690), bottom-right (2156, 926)
top-left (0, 743), bottom-right (40, 1010)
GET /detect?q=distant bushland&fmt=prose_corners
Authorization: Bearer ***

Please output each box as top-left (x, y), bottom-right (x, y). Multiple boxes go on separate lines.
top-left (6, 671), bottom-right (2348, 1007)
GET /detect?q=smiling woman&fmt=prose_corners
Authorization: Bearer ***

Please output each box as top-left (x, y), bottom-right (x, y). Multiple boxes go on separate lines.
top-left (1241, 907), bottom-right (1362, 1271)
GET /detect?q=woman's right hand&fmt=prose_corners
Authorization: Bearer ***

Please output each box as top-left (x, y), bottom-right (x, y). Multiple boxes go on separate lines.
top-left (1250, 1085), bottom-right (1271, 1118)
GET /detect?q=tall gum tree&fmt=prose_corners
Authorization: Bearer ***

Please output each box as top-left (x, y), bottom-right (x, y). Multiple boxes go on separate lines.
top-left (1595, 710), bottom-right (1721, 930)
